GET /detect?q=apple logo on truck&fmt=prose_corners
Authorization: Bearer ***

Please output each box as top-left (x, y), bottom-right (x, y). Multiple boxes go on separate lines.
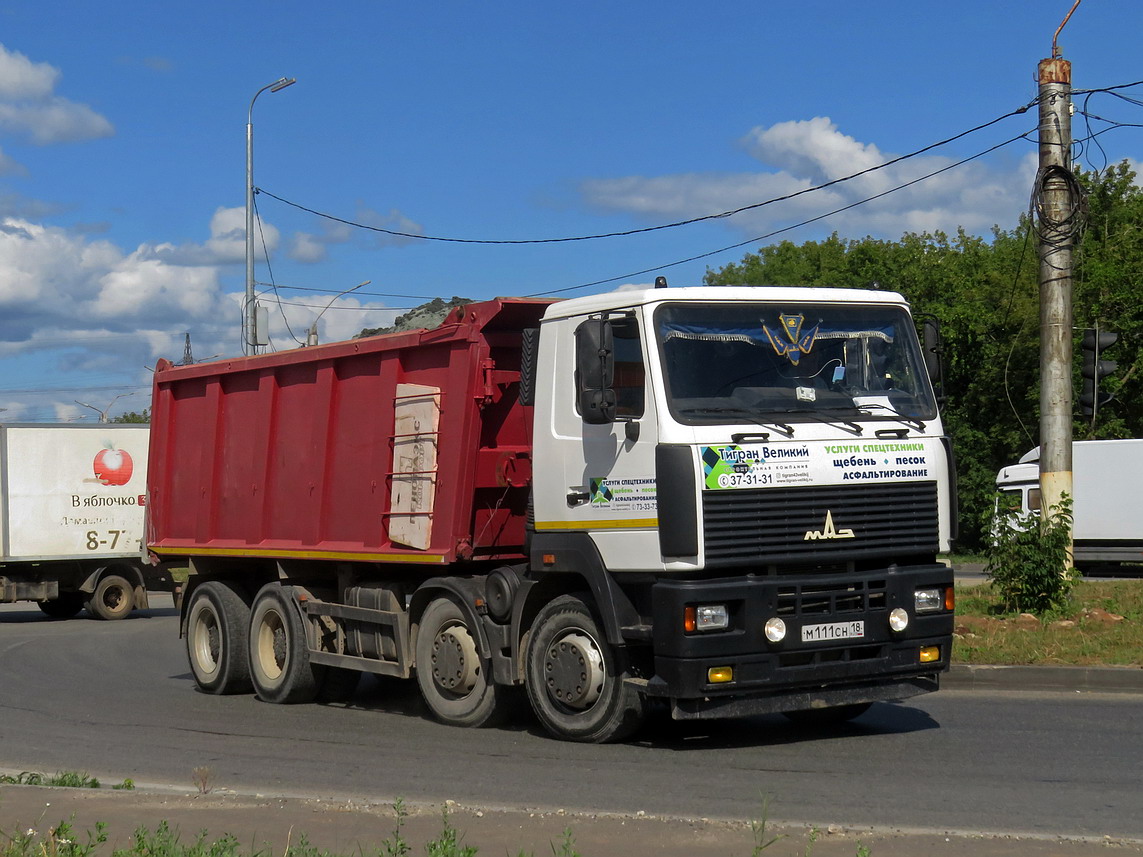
top-left (93, 447), bottom-right (134, 486)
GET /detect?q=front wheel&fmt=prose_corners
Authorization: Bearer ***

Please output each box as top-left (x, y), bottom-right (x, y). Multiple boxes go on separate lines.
top-left (415, 596), bottom-right (504, 727)
top-left (88, 574), bottom-right (135, 620)
top-left (525, 594), bottom-right (647, 743)
top-left (249, 584), bottom-right (323, 704)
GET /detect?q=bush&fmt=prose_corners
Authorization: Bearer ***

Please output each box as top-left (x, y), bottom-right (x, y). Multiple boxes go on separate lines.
top-left (986, 494), bottom-right (1075, 614)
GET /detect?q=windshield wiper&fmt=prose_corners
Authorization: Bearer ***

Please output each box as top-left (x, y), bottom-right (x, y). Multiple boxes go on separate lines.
top-left (855, 402), bottom-right (926, 433)
top-left (678, 407), bottom-right (795, 438)
top-left (779, 406), bottom-right (864, 436)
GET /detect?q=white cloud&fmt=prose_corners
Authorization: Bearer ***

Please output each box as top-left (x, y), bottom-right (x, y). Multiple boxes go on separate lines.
top-left (0, 99), bottom-right (114, 145)
top-left (262, 293), bottom-right (398, 348)
top-left (581, 116), bottom-right (1031, 242)
top-left (0, 145), bottom-right (25, 176)
top-left (0, 214), bottom-right (235, 352)
top-left (288, 206), bottom-right (420, 263)
top-left (356, 205), bottom-right (424, 249)
top-left (137, 206), bottom-right (273, 266)
top-left (93, 255), bottom-right (222, 320)
top-left (289, 231), bottom-right (328, 263)
top-left (0, 43), bottom-right (113, 145)
top-left (0, 45), bottom-right (58, 100)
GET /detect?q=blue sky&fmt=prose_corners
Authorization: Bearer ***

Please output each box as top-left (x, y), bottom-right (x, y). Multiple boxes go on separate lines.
top-left (0, 0), bottom-right (1141, 421)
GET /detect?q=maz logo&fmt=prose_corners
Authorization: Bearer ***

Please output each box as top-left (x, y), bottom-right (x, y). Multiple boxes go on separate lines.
top-left (804, 510), bottom-right (855, 541)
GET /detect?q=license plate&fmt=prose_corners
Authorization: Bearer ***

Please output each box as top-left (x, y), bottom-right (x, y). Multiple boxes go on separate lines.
top-left (801, 620), bottom-right (865, 643)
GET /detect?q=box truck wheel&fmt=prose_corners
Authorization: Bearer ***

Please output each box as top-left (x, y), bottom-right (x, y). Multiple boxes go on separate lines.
top-left (249, 584), bottom-right (322, 704)
top-left (415, 596), bottom-right (504, 728)
top-left (37, 591), bottom-right (85, 619)
top-left (186, 581), bottom-right (253, 694)
top-left (88, 573), bottom-right (135, 620)
top-left (525, 594), bottom-right (647, 743)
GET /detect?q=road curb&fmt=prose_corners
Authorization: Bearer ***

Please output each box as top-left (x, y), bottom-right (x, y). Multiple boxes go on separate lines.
top-left (946, 663), bottom-right (1143, 694)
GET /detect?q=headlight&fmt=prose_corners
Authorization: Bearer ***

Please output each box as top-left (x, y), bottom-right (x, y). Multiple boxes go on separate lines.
top-left (684, 604), bottom-right (729, 633)
top-left (914, 588), bottom-right (944, 613)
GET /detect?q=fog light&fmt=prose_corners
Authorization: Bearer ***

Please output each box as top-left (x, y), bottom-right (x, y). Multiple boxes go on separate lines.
top-left (889, 607), bottom-right (910, 633)
top-left (919, 646), bottom-right (941, 663)
top-left (707, 666), bottom-right (734, 683)
top-left (914, 588), bottom-right (943, 613)
top-left (764, 617), bottom-right (787, 643)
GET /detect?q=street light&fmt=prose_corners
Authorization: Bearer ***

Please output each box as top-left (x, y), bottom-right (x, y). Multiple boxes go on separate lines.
top-left (306, 281), bottom-right (371, 347)
top-left (245, 76), bottom-right (296, 356)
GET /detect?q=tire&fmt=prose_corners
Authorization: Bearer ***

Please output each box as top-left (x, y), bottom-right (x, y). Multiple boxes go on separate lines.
top-left (525, 594), bottom-right (647, 743)
top-left (37, 592), bottom-right (85, 619)
top-left (88, 573), bottom-right (135, 620)
top-left (415, 596), bottom-right (505, 728)
top-left (782, 702), bottom-right (872, 726)
top-left (186, 581), bottom-right (253, 694)
top-left (249, 584), bottom-right (322, 704)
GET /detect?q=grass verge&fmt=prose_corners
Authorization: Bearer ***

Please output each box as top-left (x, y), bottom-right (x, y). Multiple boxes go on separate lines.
top-left (954, 579), bottom-right (1143, 666)
top-left (0, 797), bottom-right (873, 857)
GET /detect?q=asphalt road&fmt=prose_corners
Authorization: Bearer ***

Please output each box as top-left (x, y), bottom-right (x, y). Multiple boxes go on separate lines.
top-left (1, 597), bottom-right (1141, 841)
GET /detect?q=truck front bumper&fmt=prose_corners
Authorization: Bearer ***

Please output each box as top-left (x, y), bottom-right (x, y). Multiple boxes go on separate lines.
top-left (645, 563), bottom-right (954, 719)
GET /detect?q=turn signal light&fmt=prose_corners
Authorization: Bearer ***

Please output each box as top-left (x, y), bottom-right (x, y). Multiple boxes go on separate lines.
top-left (945, 587), bottom-right (955, 611)
top-left (707, 666), bottom-right (734, 683)
top-left (919, 646), bottom-right (941, 663)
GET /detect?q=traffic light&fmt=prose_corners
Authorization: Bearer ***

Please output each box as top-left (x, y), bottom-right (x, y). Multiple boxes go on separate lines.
top-left (1079, 327), bottom-right (1118, 418)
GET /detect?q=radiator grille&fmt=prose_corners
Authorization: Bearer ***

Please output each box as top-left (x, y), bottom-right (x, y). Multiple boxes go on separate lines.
top-left (702, 481), bottom-right (939, 568)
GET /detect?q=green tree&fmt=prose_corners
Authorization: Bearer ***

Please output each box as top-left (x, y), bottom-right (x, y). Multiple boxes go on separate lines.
top-left (1073, 161), bottom-right (1143, 439)
top-left (111, 409), bottom-right (150, 423)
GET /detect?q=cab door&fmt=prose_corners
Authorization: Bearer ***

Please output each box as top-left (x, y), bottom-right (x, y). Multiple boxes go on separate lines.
top-left (530, 311), bottom-right (662, 572)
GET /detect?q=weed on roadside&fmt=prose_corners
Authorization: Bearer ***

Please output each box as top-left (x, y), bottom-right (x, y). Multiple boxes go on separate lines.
top-left (0, 798), bottom-right (880, 857)
top-left (0, 772), bottom-right (100, 789)
top-left (955, 579), bottom-right (1143, 665)
top-left (0, 818), bottom-right (108, 857)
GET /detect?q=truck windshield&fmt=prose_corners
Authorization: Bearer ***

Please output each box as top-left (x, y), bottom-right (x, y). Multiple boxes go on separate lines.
top-left (655, 302), bottom-right (937, 426)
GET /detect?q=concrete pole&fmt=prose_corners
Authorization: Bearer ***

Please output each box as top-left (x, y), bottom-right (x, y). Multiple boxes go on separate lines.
top-left (245, 78), bottom-right (296, 357)
top-left (1036, 55), bottom-right (1074, 554)
top-left (245, 116), bottom-right (255, 356)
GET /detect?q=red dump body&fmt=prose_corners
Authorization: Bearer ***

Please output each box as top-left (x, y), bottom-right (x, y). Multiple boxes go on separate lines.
top-left (147, 299), bottom-right (552, 567)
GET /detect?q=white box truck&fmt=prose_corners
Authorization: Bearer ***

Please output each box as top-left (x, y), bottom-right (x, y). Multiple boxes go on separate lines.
top-left (995, 439), bottom-right (1143, 570)
top-left (0, 423), bottom-right (169, 619)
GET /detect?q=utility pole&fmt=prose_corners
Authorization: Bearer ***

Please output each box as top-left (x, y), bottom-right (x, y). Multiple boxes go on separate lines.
top-left (1036, 1), bottom-right (1081, 559)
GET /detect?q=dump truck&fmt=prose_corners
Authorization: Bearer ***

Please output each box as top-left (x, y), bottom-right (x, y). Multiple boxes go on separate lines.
top-left (0, 423), bottom-right (165, 619)
top-left (995, 439), bottom-right (1143, 570)
top-left (147, 286), bottom-right (956, 742)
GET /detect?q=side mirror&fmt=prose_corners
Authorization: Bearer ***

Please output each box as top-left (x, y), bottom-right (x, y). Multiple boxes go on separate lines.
top-left (921, 317), bottom-right (946, 402)
top-left (576, 317), bottom-right (616, 424)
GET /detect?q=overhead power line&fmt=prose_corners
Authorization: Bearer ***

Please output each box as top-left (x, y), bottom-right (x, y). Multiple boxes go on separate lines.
top-left (256, 101), bottom-right (1035, 246)
top-left (528, 129), bottom-right (1034, 296)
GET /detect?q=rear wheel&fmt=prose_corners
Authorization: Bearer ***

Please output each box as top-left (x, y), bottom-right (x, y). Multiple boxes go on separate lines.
top-left (38, 592), bottom-right (85, 619)
top-left (415, 596), bottom-right (504, 727)
top-left (249, 584), bottom-right (322, 704)
top-left (186, 581), bottom-right (252, 694)
top-left (525, 594), bottom-right (647, 743)
top-left (88, 574), bottom-right (135, 620)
